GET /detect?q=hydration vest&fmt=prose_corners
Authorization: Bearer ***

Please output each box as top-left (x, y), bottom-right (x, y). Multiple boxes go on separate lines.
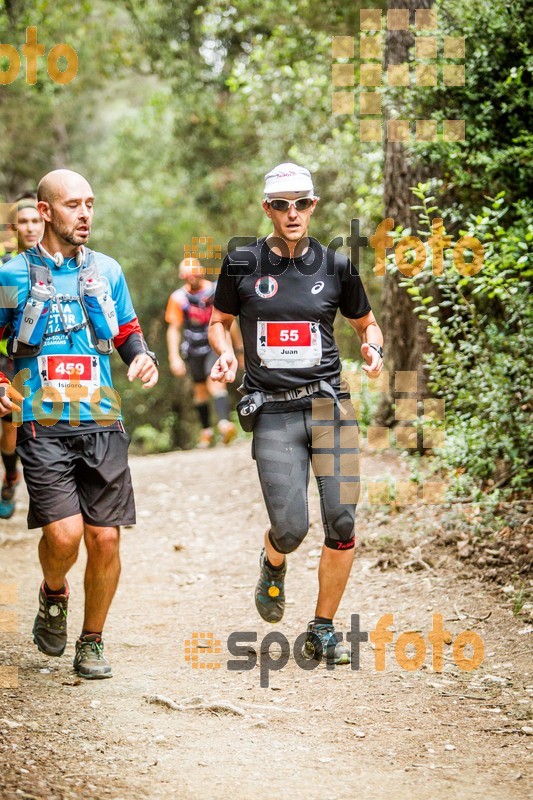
top-left (8, 247), bottom-right (116, 358)
top-left (180, 282), bottom-right (216, 358)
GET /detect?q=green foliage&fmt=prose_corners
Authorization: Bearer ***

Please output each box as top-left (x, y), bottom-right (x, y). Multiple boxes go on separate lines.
top-left (405, 0), bottom-right (533, 212)
top-left (0, 1), bottom-right (139, 196)
top-left (119, 0), bottom-right (384, 247)
top-left (391, 0), bottom-right (532, 500)
top-left (341, 359), bottom-right (380, 435)
top-left (512, 583), bottom-right (529, 617)
top-left (1, 0), bottom-right (530, 463)
top-left (402, 189), bottom-right (532, 493)
top-left (130, 423), bottom-right (172, 454)
top-left (83, 0), bottom-right (385, 445)
top-left (86, 87), bottom-right (212, 449)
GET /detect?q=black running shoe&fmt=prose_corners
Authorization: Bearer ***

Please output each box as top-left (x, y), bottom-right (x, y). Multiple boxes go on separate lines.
top-left (302, 620), bottom-right (351, 665)
top-left (33, 581), bottom-right (69, 657)
top-left (0, 497), bottom-right (15, 519)
top-left (254, 547), bottom-right (286, 623)
top-left (1, 470), bottom-right (20, 502)
top-left (73, 637), bottom-right (112, 680)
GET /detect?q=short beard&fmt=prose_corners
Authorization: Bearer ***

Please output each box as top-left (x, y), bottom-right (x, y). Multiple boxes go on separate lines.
top-left (55, 226), bottom-right (89, 247)
top-left (63, 232), bottom-right (85, 246)
top-left (49, 213), bottom-right (90, 247)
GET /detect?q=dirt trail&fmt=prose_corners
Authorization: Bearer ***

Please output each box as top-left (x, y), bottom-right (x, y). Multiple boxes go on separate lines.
top-left (0, 441), bottom-right (532, 800)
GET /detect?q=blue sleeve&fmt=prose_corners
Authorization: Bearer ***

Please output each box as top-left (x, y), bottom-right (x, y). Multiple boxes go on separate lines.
top-left (112, 271), bottom-right (136, 325)
top-left (98, 255), bottom-right (136, 325)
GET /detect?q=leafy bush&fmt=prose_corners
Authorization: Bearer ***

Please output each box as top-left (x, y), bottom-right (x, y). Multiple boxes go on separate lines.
top-left (405, 0), bottom-right (533, 213)
top-left (400, 189), bottom-right (532, 494)
top-left (130, 424), bottom-right (173, 455)
top-left (341, 359), bottom-right (380, 436)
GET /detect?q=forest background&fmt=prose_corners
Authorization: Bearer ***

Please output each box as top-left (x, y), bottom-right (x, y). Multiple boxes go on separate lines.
top-left (0, 0), bottom-right (531, 502)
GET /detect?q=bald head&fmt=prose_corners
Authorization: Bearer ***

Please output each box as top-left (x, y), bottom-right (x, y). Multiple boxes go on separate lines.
top-left (37, 169), bottom-right (94, 252)
top-left (179, 257), bottom-right (205, 280)
top-left (38, 169), bottom-right (93, 205)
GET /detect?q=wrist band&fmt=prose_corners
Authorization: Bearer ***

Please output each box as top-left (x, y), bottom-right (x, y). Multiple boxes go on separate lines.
top-left (368, 343), bottom-right (383, 358)
top-left (117, 333), bottom-right (158, 366)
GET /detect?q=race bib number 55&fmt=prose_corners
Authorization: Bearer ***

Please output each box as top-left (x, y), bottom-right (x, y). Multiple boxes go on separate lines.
top-left (37, 355), bottom-right (100, 402)
top-left (257, 321), bottom-right (322, 369)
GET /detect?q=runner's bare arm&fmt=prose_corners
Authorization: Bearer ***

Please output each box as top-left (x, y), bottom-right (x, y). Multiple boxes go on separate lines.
top-left (166, 323), bottom-right (186, 377)
top-left (229, 319), bottom-right (244, 371)
top-left (208, 308), bottom-right (238, 383)
top-left (347, 311), bottom-right (384, 379)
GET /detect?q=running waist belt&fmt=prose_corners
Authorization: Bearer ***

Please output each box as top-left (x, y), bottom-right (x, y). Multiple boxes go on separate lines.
top-left (236, 380), bottom-right (345, 432)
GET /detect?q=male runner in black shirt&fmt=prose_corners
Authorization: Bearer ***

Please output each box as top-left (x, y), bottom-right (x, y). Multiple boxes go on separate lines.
top-left (208, 163), bottom-right (383, 664)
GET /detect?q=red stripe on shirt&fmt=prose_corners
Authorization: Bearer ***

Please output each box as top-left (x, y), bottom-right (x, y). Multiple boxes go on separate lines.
top-left (114, 317), bottom-right (142, 347)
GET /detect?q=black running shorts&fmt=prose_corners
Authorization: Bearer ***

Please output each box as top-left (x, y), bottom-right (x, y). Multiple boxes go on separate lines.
top-left (186, 350), bottom-right (218, 383)
top-left (17, 430), bottom-right (136, 529)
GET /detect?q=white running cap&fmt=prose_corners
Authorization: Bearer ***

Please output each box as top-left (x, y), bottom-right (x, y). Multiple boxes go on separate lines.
top-left (264, 162), bottom-right (314, 196)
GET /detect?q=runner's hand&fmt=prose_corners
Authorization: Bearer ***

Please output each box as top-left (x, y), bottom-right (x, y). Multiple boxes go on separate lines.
top-left (210, 351), bottom-right (238, 384)
top-left (361, 343), bottom-right (383, 379)
top-left (127, 353), bottom-right (159, 389)
top-left (170, 355), bottom-right (186, 378)
top-left (0, 382), bottom-right (23, 416)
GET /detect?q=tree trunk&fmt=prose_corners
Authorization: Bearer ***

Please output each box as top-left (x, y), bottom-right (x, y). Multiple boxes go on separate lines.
top-left (377, 0), bottom-right (434, 430)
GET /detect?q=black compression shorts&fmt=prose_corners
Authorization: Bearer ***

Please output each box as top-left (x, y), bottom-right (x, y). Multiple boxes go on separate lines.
top-left (17, 430), bottom-right (136, 529)
top-left (186, 350), bottom-right (218, 383)
top-left (251, 398), bottom-right (360, 553)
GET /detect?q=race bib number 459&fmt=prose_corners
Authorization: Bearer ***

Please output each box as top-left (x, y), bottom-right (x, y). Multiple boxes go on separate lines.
top-left (37, 355), bottom-right (100, 402)
top-left (257, 321), bottom-right (322, 369)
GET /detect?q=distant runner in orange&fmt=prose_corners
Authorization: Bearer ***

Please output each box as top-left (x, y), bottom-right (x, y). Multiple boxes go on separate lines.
top-left (166, 258), bottom-right (242, 447)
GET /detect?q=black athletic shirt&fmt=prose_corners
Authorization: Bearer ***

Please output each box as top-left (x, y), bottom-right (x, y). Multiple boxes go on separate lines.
top-left (214, 236), bottom-right (371, 401)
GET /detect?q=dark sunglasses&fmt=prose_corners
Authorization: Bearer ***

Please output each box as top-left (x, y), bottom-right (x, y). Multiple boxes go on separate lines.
top-left (266, 197), bottom-right (314, 212)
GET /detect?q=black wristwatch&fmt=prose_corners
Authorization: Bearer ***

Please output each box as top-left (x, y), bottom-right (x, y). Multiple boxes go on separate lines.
top-left (368, 344), bottom-right (383, 358)
top-left (145, 349), bottom-right (159, 367)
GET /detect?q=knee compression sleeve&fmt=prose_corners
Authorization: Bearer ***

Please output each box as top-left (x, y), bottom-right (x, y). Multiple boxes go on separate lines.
top-left (324, 509), bottom-right (355, 551)
top-left (268, 526), bottom-right (307, 555)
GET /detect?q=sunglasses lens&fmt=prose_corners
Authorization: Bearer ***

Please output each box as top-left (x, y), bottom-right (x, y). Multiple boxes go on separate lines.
top-left (269, 198), bottom-right (313, 211)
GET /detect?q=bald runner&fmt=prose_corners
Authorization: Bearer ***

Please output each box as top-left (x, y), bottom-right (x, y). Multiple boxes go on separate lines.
top-left (0, 169), bottom-right (159, 679)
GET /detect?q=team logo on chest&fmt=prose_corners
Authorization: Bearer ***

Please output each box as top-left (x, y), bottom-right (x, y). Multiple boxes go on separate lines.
top-left (255, 276), bottom-right (278, 299)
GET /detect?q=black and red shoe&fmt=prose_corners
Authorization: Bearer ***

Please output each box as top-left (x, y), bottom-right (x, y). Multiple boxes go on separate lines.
top-left (32, 581), bottom-right (69, 657)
